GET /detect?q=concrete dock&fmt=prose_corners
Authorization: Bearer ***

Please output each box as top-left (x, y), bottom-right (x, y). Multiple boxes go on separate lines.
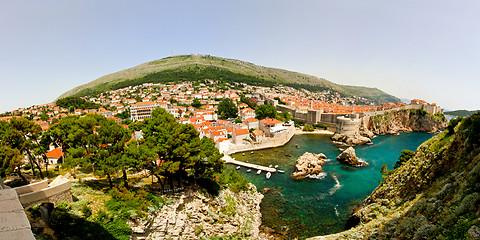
top-left (222, 155), bottom-right (277, 173)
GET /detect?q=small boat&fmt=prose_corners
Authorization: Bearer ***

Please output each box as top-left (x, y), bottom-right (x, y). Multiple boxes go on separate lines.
top-left (268, 165), bottom-right (273, 168)
top-left (266, 172), bottom-right (271, 179)
top-left (246, 169), bottom-right (251, 173)
top-left (257, 170), bottom-right (262, 175)
top-left (277, 170), bottom-right (285, 173)
top-left (250, 151), bottom-right (254, 154)
top-left (242, 153), bottom-right (245, 156)
top-left (295, 144), bottom-right (300, 148)
top-left (236, 166), bottom-right (240, 170)
top-left (274, 165), bottom-right (278, 168)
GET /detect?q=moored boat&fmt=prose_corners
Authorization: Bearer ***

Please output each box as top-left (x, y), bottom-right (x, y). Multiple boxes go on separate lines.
top-left (257, 170), bottom-right (262, 174)
top-left (266, 172), bottom-right (271, 179)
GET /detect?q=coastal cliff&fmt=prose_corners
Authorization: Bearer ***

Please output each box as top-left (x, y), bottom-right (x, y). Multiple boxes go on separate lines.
top-left (310, 113), bottom-right (480, 239)
top-left (130, 184), bottom-right (271, 239)
top-left (368, 109), bottom-right (448, 135)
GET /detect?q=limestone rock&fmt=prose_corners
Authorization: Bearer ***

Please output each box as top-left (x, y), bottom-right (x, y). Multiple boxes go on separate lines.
top-left (292, 152), bottom-right (328, 179)
top-left (129, 184), bottom-right (272, 240)
top-left (368, 110), bottom-right (448, 135)
top-left (331, 133), bottom-right (372, 146)
top-left (336, 147), bottom-right (366, 167)
top-left (468, 225), bottom-right (480, 239)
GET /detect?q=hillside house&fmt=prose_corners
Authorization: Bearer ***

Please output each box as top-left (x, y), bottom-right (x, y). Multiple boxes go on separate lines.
top-left (232, 128), bottom-right (250, 144)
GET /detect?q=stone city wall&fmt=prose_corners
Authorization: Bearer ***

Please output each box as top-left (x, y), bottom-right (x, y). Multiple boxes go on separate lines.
top-left (226, 125), bottom-right (295, 155)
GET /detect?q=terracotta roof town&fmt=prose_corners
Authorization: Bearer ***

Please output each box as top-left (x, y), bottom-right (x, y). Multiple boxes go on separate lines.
top-left (0, 80), bottom-right (443, 147)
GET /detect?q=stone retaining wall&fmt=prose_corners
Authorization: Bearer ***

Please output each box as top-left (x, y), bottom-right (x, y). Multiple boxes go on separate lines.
top-left (15, 176), bottom-right (72, 209)
top-left (226, 125), bottom-right (295, 155)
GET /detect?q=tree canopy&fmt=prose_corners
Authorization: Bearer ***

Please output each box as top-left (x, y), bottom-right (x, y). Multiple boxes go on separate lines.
top-left (255, 104), bottom-right (277, 120)
top-left (394, 149), bottom-right (415, 169)
top-left (56, 96), bottom-right (102, 110)
top-left (217, 98), bottom-right (238, 119)
top-left (0, 118), bottom-right (43, 182)
top-left (139, 108), bottom-right (224, 191)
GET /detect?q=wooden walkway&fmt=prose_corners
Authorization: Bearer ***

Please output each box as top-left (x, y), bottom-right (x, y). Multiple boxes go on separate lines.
top-left (222, 155), bottom-right (277, 173)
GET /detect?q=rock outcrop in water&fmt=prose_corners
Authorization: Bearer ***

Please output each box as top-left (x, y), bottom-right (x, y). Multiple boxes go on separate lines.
top-left (368, 109), bottom-right (448, 135)
top-left (309, 113), bottom-right (480, 239)
top-left (336, 147), bottom-right (366, 167)
top-left (129, 184), bottom-right (271, 239)
top-left (292, 152), bottom-right (328, 179)
top-left (331, 133), bottom-right (371, 146)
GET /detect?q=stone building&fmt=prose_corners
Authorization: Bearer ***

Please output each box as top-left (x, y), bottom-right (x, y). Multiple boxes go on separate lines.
top-left (130, 101), bottom-right (158, 121)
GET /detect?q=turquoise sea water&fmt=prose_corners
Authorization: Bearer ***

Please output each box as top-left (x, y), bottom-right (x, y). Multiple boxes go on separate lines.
top-left (231, 132), bottom-right (434, 238)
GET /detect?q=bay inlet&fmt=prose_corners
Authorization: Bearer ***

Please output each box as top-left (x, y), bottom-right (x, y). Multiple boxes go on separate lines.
top-left (231, 132), bottom-right (434, 238)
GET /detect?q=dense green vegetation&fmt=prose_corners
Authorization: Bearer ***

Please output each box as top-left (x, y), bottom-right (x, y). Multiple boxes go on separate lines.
top-left (40, 108), bottom-right (225, 191)
top-left (445, 109), bottom-right (479, 117)
top-left (217, 98), bottom-right (238, 119)
top-left (0, 117), bottom-right (46, 182)
top-left (7, 108), bottom-right (250, 239)
top-left (255, 104), bottom-right (277, 120)
top-left (60, 55), bottom-right (400, 104)
top-left (139, 108), bottom-right (224, 192)
top-left (240, 95), bottom-right (257, 109)
top-left (56, 96), bottom-right (102, 110)
top-left (394, 149), bottom-right (415, 169)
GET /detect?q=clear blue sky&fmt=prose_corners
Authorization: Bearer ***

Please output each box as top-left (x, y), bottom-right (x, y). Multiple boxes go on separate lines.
top-left (1, 0), bottom-right (479, 113)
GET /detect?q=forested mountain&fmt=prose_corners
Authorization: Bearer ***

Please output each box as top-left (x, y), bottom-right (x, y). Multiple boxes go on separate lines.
top-left (59, 55), bottom-right (400, 104)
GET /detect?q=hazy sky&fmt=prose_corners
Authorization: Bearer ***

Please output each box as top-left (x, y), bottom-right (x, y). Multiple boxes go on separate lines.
top-left (1, 0), bottom-right (479, 113)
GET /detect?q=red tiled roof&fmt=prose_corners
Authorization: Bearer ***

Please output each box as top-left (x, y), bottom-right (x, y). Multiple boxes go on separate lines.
top-left (260, 118), bottom-right (282, 125)
top-left (132, 101), bottom-right (156, 106)
top-left (46, 148), bottom-right (64, 159)
top-left (243, 118), bottom-right (258, 123)
top-left (234, 128), bottom-right (249, 136)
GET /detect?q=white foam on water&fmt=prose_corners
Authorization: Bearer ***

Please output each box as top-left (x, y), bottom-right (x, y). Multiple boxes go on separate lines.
top-left (306, 172), bottom-right (327, 179)
top-left (329, 174), bottom-right (342, 195)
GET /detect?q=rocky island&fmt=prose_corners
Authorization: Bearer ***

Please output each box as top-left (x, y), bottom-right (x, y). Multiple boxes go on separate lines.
top-left (336, 147), bottom-right (366, 167)
top-left (292, 152), bottom-right (328, 179)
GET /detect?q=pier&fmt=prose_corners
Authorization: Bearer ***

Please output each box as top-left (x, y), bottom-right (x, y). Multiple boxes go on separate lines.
top-left (222, 155), bottom-right (277, 173)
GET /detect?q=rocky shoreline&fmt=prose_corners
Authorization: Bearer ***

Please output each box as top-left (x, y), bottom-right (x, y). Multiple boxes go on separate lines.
top-left (129, 184), bottom-right (272, 239)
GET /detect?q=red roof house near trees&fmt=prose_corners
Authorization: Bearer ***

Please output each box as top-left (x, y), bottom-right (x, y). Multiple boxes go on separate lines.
top-left (45, 148), bottom-right (64, 164)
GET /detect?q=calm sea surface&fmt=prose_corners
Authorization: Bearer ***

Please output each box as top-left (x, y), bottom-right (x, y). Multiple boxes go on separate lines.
top-left (231, 132), bottom-right (434, 238)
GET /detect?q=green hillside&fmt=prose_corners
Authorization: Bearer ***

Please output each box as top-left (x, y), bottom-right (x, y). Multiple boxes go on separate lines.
top-left (59, 54), bottom-right (400, 104)
top-left (445, 110), bottom-right (479, 117)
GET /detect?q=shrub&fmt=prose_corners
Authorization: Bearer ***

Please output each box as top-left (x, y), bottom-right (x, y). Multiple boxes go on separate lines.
top-left (302, 125), bottom-right (314, 132)
top-left (312, 123), bottom-right (328, 130)
top-left (394, 149), bottom-right (415, 169)
top-left (446, 117), bottom-right (463, 135)
top-left (455, 192), bottom-right (480, 216)
top-left (218, 168), bottom-right (249, 193)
